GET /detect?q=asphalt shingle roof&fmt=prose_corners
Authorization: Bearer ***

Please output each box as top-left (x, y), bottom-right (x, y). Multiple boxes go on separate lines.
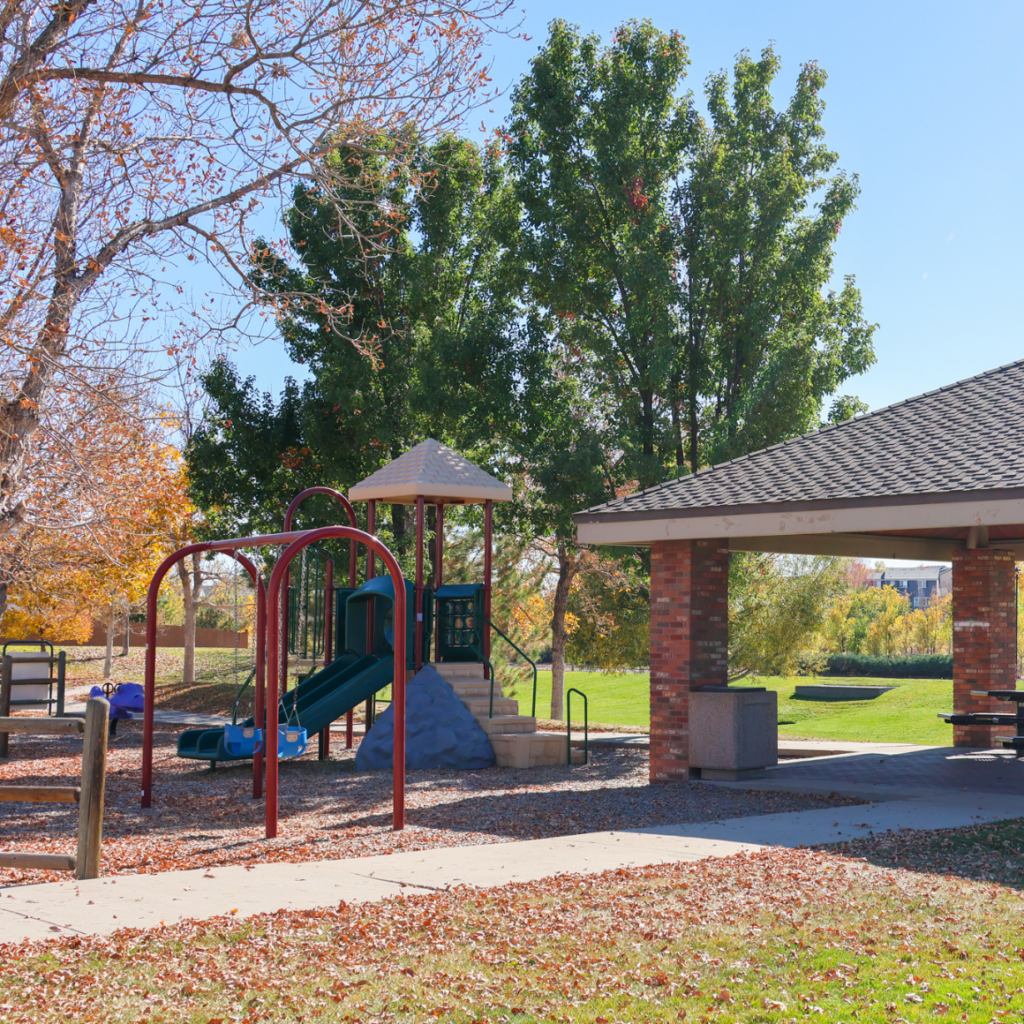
top-left (578, 358), bottom-right (1024, 519)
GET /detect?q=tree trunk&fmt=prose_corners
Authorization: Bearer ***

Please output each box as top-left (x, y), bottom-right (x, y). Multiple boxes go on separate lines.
top-left (549, 542), bottom-right (577, 721)
top-left (103, 603), bottom-right (116, 679)
top-left (121, 610), bottom-right (130, 655)
top-left (640, 387), bottom-right (655, 476)
top-left (177, 553), bottom-right (202, 685)
top-left (670, 390), bottom-right (686, 472)
top-left (688, 386), bottom-right (701, 475)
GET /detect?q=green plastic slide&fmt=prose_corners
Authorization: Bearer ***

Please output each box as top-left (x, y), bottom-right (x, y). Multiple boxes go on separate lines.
top-left (176, 653), bottom-right (394, 764)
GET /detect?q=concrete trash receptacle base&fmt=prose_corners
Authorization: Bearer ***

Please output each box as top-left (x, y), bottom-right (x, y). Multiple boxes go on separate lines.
top-left (688, 686), bottom-right (778, 776)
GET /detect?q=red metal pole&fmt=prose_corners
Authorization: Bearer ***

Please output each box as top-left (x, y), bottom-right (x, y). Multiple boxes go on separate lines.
top-left (364, 500), bottom-right (376, 731)
top-left (347, 500), bottom-right (356, 744)
top-left (253, 580), bottom-right (266, 799)
top-left (434, 503), bottom-right (444, 660)
top-left (366, 501), bottom-right (376, 579)
top-left (280, 564), bottom-right (290, 700)
top-left (484, 499), bottom-right (493, 672)
top-left (266, 526), bottom-right (406, 838)
top-left (324, 558), bottom-right (334, 663)
top-left (414, 496), bottom-right (424, 672)
top-left (320, 558), bottom-right (334, 758)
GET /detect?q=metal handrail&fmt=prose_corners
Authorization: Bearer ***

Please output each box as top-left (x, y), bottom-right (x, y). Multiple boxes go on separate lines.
top-left (477, 617), bottom-right (538, 718)
top-left (567, 687), bottom-right (588, 766)
top-left (3, 639), bottom-right (54, 658)
top-left (466, 640), bottom-right (497, 717)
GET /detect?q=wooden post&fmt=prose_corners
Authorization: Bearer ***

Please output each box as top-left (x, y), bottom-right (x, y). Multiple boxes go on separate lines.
top-left (56, 651), bottom-right (66, 717)
top-left (0, 656), bottom-right (10, 758)
top-left (76, 696), bottom-right (108, 880)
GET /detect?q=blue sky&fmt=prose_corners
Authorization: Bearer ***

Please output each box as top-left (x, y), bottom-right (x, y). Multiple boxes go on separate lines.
top-left (237, 0), bottom-right (1023, 417)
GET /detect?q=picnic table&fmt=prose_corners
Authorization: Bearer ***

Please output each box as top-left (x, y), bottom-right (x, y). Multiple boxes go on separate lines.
top-left (938, 689), bottom-right (1024, 756)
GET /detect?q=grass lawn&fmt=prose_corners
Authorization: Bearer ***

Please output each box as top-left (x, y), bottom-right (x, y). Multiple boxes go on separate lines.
top-left (3, 824), bottom-right (1023, 1023)
top-left (531, 670), bottom-right (955, 745)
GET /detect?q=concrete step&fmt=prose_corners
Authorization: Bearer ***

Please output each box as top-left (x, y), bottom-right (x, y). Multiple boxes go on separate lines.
top-left (429, 661), bottom-right (485, 679)
top-left (489, 732), bottom-right (586, 768)
top-left (462, 697), bottom-right (519, 717)
top-left (449, 683), bottom-right (499, 701)
top-left (476, 715), bottom-right (537, 736)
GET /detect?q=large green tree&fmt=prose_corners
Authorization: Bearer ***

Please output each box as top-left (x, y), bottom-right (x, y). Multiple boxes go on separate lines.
top-left (509, 19), bottom-right (695, 487)
top-left (186, 362), bottom-right (315, 538)
top-left (188, 135), bottom-right (547, 560)
top-left (506, 21), bottom-right (877, 682)
top-left (508, 21), bottom-right (876, 484)
top-left (674, 46), bottom-right (875, 470)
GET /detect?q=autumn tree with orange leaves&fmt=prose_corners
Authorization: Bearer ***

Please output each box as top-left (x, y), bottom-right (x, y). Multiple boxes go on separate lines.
top-left (0, 0), bottom-right (513, 614)
top-left (0, 389), bottom-right (192, 675)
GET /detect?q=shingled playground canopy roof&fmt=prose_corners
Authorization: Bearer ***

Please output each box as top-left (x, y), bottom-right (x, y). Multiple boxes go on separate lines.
top-left (575, 359), bottom-right (1024, 560)
top-left (350, 439), bottom-right (513, 506)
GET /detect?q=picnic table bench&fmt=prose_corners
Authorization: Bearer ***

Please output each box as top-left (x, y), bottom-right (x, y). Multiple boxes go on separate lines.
top-left (939, 689), bottom-right (1024, 756)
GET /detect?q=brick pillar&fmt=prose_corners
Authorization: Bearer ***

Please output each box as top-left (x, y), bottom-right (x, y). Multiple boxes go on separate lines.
top-left (649, 538), bottom-right (729, 782)
top-left (951, 547), bottom-right (1017, 748)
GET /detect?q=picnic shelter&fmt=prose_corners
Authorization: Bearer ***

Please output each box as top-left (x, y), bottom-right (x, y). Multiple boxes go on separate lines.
top-left (575, 359), bottom-right (1024, 782)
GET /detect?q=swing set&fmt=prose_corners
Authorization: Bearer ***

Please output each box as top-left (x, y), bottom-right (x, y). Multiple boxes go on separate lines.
top-left (140, 488), bottom-right (407, 838)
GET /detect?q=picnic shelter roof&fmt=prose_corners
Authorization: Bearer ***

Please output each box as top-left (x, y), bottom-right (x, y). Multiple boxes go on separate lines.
top-left (575, 358), bottom-right (1024, 560)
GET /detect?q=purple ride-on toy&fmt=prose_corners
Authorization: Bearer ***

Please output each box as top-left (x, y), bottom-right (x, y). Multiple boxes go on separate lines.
top-left (89, 681), bottom-right (145, 736)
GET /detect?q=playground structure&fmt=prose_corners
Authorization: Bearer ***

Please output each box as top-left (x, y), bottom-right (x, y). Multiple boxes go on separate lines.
top-left (142, 440), bottom-right (581, 841)
top-left (349, 439), bottom-right (577, 769)
top-left (141, 522), bottom-right (408, 839)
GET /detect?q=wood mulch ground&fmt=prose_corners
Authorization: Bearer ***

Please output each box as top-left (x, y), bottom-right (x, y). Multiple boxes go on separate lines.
top-left (0, 722), bottom-right (859, 886)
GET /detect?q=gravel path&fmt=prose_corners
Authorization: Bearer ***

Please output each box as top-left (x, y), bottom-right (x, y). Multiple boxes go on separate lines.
top-left (0, 723), bottom-right (859, 885)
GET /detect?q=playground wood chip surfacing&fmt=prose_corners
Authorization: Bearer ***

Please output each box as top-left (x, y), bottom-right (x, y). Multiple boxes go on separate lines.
top-left (0, 725), bottom-right (859, 885)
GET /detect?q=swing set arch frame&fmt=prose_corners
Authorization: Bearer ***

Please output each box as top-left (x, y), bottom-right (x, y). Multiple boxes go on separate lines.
top-left (140, 526), bottom-right (407, 839)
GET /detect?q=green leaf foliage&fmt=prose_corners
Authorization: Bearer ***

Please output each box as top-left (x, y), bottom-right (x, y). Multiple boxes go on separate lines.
top-left (509, 22), bottom-right (877, 484)
top-left (729, 553), bottom-right (848, 677)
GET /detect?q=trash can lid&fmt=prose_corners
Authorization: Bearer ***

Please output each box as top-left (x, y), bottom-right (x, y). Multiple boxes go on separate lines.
top-left (700, 685), bottom-right (767, 693)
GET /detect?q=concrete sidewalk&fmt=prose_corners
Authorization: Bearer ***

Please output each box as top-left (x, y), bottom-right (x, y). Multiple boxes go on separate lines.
top-left (3, 791), bottom-right (1022, 944)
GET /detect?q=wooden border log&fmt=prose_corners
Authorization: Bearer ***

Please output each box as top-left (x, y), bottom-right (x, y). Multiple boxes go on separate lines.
top-left (0, 717), bottom-right (85, 735)
top-left (0, 852), bottom-right (76, 871)
top-left (0, 785), bottom-right (80, 803)
top-left (75, 697), bottom-right (108, 880)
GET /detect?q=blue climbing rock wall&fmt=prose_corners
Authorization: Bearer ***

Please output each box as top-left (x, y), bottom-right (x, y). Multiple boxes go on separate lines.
top-left (355, 664), bottom-right (495, 771)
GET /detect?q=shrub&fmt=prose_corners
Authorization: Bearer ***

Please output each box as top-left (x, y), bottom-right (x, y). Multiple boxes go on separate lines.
top-left (825, 654), bottom-right (952, 679)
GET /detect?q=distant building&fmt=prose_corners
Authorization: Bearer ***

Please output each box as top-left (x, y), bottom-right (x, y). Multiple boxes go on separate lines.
top-left (866, 565), bottom-right (952, 609)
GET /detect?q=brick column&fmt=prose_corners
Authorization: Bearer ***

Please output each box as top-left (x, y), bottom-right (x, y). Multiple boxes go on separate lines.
top-left (649, 538), bottom-right (729, 782)
top-left (951, 547), bottom-right (1017, 748)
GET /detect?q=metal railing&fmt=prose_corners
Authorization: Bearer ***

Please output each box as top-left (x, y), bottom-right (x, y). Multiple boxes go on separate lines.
top-left (0, 647), bottom-right (66, 719)
top-left (471, 617), bottom-right (538, 719)
top-left (567, 687), bottom-right (588, 766)
top-left (0, 696), bottom-right (108, 879)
